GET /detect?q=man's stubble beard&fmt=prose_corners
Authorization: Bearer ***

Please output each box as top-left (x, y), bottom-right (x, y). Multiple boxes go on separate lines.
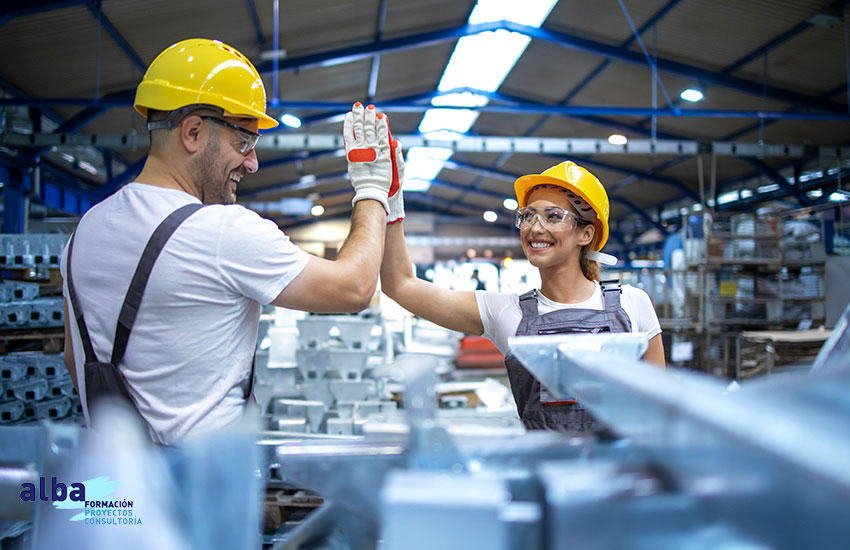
top-left (192, 136), bottom-right (234, 205)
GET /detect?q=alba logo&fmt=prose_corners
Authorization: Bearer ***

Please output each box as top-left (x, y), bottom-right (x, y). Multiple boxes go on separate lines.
top-left (20, 476), bottom-right (85, 502)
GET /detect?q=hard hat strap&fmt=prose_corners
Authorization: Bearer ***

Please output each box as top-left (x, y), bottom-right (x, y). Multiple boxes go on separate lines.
top-left (145, 104), bottom-right (224, 132)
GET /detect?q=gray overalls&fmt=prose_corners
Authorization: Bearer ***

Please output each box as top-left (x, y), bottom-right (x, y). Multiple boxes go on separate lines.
top-left (503, 281), bottom-right (632, 432)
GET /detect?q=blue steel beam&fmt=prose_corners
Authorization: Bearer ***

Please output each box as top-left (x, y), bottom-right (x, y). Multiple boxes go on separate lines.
top-left (253, 21), bottom-right (509, 75)
top-left (561, 0), bottom-right (683, 106)
top-left (610, 197), bottom-right (667, 233)
top-left (255, 19), bottom-right (850, 113)
top-left (511, 22), bottom-right (846, 113)
top-left (570, 155), bottom-right (701, 203)
top-left (444, 157), bottom-right (700, 205)
top-left (257, 149), bottom-right (342, 170)
top-left (719, 168), bottom-right (850, 211)
top-left (0, 76), bottom-right (65, 126)
top-left (5, 96), bottom-right (850, 123)
top-left (90, 156), bottom-right (146, 201)
top-left (23, 88), bottom-right (134, 163)
top-left (245, 0), bottom-right (266, 49)
top-left (243, 20), bottom-right (844, 112)
top-left (722, 21), bottom-right (812, 75)
top-left (0, 166), bottom-right (26, 232)
top-left (244, 168), bottom-right (512, 204)
top-left (489, 90), bottom-right (688, 139)
top-left (744, 158), bottom-right (813, 207)
top-left (368, 0), bottom-right (389, 100)
top-left (241, 171), bottom-right (348, 198)
top-left (84, 1), bottom-right (146, 73)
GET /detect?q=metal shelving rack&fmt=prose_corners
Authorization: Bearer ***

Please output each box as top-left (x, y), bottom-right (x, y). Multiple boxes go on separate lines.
top-left (613, 211), bottom-right (827, 378)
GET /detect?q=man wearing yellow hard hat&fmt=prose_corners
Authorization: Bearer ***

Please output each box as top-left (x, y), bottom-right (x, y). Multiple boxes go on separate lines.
top-left (380, 155), bottom-right (665, 432)
top-left (61, 39), bottom-right (394, 444)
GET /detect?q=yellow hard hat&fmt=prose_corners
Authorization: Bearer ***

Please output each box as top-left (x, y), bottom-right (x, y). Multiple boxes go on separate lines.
top-left (514, 160), bottom-right (610, 250)
top-left (134, 38), bottom-right (278, 129)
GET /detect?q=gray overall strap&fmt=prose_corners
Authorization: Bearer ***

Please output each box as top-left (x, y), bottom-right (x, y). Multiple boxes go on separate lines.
top-left (504, 279), bottom-right (632, 433)
top-left (599, 279), bottom-right (622, 311)
top-left (110, 203), bottom-right (204, 366)
top-left (65, 232), bottom-right (98, 365)
top-left (66, 203), bottom-right (204, 419)
top-left (517, 289), bottom-right (538, 318)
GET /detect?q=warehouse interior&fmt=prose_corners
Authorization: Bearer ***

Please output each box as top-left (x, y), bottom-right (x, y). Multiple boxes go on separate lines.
top-left (1, 0), bottom-right (850, 548)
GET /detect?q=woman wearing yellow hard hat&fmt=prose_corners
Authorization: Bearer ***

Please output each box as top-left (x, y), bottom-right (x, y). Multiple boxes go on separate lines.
top-left (380, 158), bottom-right (665, 433)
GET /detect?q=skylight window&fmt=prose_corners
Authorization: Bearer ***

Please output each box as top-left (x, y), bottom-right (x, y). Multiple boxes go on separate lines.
top-left (419, 109), bottom-right (482, 134)
top-left (411, 0), bottom-right (558, 189)
top-left (404, 147), bottom-right (454, 192)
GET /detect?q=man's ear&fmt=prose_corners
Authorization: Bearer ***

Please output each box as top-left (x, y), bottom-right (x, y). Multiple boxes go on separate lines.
top-left (179, 115), bottom-right (205, 154)
top-left (578, 223), bottom-right (595, 246)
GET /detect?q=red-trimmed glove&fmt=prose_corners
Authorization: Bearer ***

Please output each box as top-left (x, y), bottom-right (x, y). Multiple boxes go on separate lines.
top-left (344, 102), bottom-right (392, 213)
top-left (387, 120), bottom-right (405, 224)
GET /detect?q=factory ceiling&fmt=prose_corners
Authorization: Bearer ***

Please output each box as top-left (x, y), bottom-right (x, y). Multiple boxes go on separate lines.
top-left (1, 0), bottom-right (850, 252)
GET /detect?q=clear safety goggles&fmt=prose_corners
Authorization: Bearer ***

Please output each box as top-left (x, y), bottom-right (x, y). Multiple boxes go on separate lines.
top-left (515, 206), bottom-right (590, 230)
top-left (200, 116), bottom-right (261, 154)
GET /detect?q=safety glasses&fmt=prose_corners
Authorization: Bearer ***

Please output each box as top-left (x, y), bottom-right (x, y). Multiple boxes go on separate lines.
top-left (201, 116), bottom-right (261, 154)
top-left (515, 206), bottom-right (589, 230)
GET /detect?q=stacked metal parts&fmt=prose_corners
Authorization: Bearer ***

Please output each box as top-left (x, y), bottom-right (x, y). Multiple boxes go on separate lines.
top-left (0, 234), bottom-right (68, 331)
top-left (0, 353), bottom-right (82, 425)
top-left (257, 314), bottom-right (398, 436)
top-left (0, 281), bottom-right (64, 330)
top-left (0, 234), bottom-right (67, 270)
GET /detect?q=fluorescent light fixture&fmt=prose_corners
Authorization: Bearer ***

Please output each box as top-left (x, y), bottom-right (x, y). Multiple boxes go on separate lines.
top-left (692, 203), bottom-right (703, 211)
top-left (757, 183), bottom-right (780, 193)
top-left (680, 88), bottom-right (704, 102)
top-left (78, 161), bottom-right (98, 175)
top-left (280, 114), bottom-right (302, 128)
top-left (740, 189), bottom-right (753, 199)
top-left (503, 198), bottom-right (518, 210)
top-left (483, 210), bottom-right (498, 222)
top-left (311, 205), bottom-right (325, 216)
top-left (807, 189), bottom-right (824, 198)
top-left (717, 191), bottom-right (739, 205)
top-left (608, 134), bottom-right (627, 145)
top-left (829, 192), bottom-right (849, 202)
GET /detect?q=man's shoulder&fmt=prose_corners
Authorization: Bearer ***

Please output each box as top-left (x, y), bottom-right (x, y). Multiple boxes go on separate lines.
top-left (201, 203), bottom-right (277, 230)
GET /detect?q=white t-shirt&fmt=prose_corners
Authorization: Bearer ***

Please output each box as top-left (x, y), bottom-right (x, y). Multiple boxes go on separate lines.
top-left (61, 183), bottom-right (309, 444)
top-left (475, 282), bottom-right (662, 356)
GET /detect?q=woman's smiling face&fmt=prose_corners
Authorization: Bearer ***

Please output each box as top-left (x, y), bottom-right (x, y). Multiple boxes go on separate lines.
top-left (519, 186), bottom-right (595, 269)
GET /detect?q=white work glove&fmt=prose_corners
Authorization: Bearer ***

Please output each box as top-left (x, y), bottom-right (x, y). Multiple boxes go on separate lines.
top-left (387, 133), bottom-right (405, 224)
top-left (344, 102), bottom-right (391, 213)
